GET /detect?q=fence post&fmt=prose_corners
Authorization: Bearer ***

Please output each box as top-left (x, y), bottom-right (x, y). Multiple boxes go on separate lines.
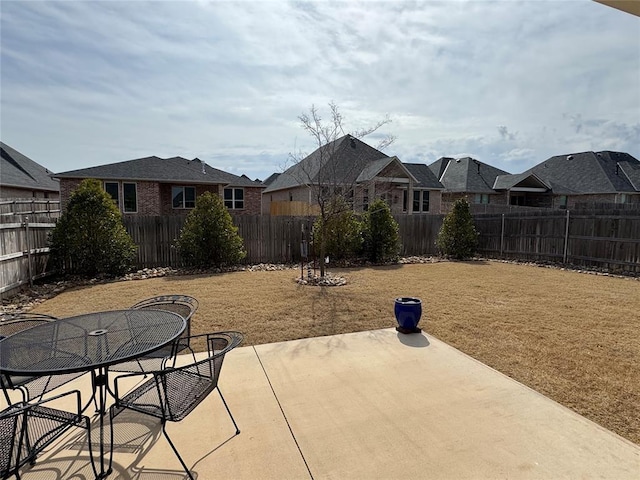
top-left (500, 213), bottom-right (505, 256)
top-left (23, 215), bottom-right (34, 287)
top-left (563, 209), bottom-right (570, 264)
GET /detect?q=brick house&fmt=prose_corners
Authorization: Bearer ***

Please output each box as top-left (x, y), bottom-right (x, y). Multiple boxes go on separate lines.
top-left (263, 135), bottom-right (443, 215)
top-left (495, 151), bottom-right (640, 209)
top-left (53, 156), bottom-right (264, 216)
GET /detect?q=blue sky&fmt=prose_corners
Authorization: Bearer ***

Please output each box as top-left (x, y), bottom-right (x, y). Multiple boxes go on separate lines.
top-left (1, 0), bottom-right (638, 181)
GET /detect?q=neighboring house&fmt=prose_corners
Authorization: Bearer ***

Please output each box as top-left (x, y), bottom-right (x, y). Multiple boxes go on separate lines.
top-left (495, 151), bottom-right (640, 209)
top-left (0, 142), bottom-right (59, 199)
top-left (262, 135), bottom-right (443, 215)
top-left (429, 157), bottom-right (510, 207)
top-left (53, 156), bottom-right (265, 215)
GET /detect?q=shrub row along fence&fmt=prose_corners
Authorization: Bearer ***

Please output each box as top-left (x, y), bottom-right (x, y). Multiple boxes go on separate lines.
top-left (2, 208), bottom-right (639, 298)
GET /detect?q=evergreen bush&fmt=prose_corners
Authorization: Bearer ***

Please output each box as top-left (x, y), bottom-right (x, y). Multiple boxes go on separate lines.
top-left (49, 178), bottom-right (136, 276)
top-left (362, 198), bottom-right (400, 263)
top-left (175, 192), bottom-right (246, 267)
top-left (436, 198), bottom-right (479, 259)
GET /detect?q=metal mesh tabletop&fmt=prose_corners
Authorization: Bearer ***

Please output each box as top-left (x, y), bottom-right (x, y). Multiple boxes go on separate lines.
top-left (0, 310), bottom-right (186, 376)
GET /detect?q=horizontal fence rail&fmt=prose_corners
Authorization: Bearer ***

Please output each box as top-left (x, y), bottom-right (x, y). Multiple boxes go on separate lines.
top-left (2, 207), bottom-right (639, 298)
top-left (0, 198), bottom-right (60, 217)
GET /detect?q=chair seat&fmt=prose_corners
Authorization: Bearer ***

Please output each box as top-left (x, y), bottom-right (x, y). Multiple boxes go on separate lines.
top-left (117, 370), bottom-right (215, 422)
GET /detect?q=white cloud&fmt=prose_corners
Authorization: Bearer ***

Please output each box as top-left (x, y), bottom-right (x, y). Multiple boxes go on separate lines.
top-left (1, 0), bottom-right (639, 181)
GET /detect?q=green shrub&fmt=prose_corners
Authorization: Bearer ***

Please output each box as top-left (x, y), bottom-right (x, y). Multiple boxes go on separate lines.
top-left (313, 198), bottom-right (363, 261)
top-left (362, 198), bottom-right (400, 263)
top-left (436, 198), bottom-right (479, 259)
top-left (49, 178), bottom-right (136, 276)
top-left (175, 192), bottom-right (246, 267)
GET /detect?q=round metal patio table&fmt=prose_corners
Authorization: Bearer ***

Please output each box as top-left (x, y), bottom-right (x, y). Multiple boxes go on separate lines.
top-left (0, 309), bottom-right (186, 479)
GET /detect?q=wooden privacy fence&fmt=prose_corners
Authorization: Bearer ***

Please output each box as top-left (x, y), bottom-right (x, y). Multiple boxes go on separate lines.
top-left (475, 209), bottom-right (640, 273)
top-left (0, 216), bottom-right (56, 298)
top-left (123, 215), bottom-right (317, 267)
top-left (124, 214), bottom-right (443, 267)
top-left (2, 209), bottom-right (639, 298)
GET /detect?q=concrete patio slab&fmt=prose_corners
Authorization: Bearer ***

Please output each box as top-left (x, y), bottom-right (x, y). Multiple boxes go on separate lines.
top-left (6, 328), bottom-right (639, 479)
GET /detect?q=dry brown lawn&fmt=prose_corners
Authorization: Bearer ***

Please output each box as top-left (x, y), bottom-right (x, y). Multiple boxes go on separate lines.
top-left (31, 261), bottom-right (640, 445)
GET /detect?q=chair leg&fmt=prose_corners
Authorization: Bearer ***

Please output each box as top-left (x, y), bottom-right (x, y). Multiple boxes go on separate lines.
top-left (161, 420), bottom-right (195, 480)
top-left (217, 387), bottom-right (240, 434)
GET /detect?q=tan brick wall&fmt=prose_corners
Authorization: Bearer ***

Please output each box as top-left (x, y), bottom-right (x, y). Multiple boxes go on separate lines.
top-left (59, 179), bottom-right (83, 211)
top-left (132, 181), bottom-right (160, 215)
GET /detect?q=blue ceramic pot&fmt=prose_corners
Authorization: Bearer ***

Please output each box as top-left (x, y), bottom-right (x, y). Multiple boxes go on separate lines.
top-left (394, 297), bottom-right (422, 333)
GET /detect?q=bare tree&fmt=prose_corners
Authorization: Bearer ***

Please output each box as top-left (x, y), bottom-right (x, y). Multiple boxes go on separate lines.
top-left (290, 102), bottom-right (395, 277)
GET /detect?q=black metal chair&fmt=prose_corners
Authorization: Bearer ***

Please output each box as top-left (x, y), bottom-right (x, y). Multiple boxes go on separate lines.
top-left (110, 295), bottom-right (199, 373)
top-left (0, 389), bottom-right (95, 480)
top-left (110, 331), bottom-right (243, 480)
top-left (0, 314), bottom-right (86, 405)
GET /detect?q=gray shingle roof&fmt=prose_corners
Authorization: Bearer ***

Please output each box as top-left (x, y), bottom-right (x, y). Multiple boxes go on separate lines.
top-left (428, 157), bottom-right (510, 193)
top-left (527, 151), bottom-right (640, 194)
top-left (1, 142), bottom-right (59, 192)
top-left (263, 135), bottom-right (390, 193)
top-left (403, 163), bottom-right (444, 189)
top-left (493, 172), bottom-right (550, 190)
top-left (53, 156), bottom-right (262, 188)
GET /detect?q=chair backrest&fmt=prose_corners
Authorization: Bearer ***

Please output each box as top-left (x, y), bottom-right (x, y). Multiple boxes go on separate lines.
top-left (158, 331), bottom-right (243, 422)
top-left (131, 295), bottom-right (198, 320)
top-left (0, 313), bottom-right (57, 338)
top-left (130, 295), bottom-right (198, 349)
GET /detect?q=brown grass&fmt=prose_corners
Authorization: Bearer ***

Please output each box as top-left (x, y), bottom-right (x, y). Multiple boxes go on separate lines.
top-left (32, 261), bottom-right (640, 444)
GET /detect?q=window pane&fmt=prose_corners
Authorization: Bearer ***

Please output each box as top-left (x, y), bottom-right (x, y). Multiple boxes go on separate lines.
top-left (105, 182), bottom-right (119, 202)
top-left (123, 183), bottom-right (137, 213)
top-left (185, 187), bottom-right (196, 208)
top-left (422, 191), bottom-right (429, 212)
top-left (224, 200), bottom-right (233, 209)
top-left (224, 188), bottom-right (232, 200)
top-left (234, 188), bottom-right (244, 200)
top-left (403, 190), bottom-right (407, 211)
top-left (235, 200), bottom-right (244, 209)
top-left (413, 191), bottom-right (420, 212)
top-left (172, 187), bottom-right (184, 208)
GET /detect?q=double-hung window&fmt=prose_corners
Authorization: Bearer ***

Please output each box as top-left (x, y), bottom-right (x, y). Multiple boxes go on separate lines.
top-left (104, 182), bottom-right (119, 205)
top-left (405, 190), bottom-right (430, 213)
top-left (172, 186), bottom-right (196, 209)
top-left (224, 188), bottom-right (244, 209)
top-left (123, 183), bottom-right (137, 213)
top-left (475, 193), bottom-right (489, 204)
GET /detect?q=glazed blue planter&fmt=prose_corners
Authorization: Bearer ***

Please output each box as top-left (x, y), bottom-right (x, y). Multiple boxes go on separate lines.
top-left (394, 297), bottom-right (422, 334)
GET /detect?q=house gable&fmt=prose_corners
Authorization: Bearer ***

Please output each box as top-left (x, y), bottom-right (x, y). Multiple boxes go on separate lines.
top-left (429, 157), bottom-right (510, 193)
top-left (263, 135), bottom-right (389, 193)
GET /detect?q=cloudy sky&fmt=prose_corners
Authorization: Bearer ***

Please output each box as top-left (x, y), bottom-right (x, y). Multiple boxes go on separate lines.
top-left (1, 0), bottom-right (638, 181)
